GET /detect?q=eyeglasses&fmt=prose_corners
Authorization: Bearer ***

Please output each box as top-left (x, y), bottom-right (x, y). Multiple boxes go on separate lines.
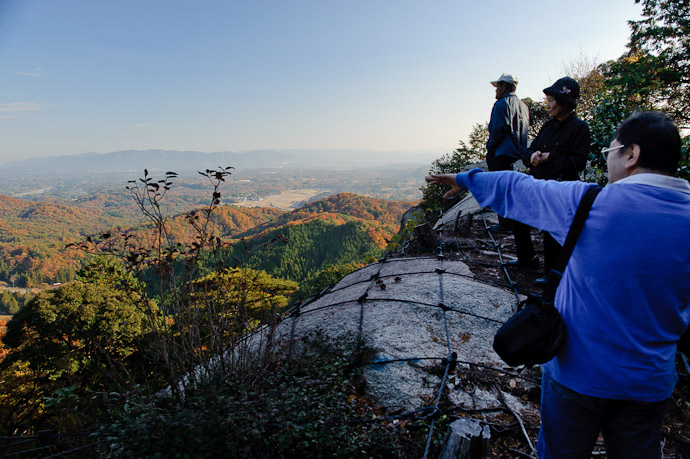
top-left (601, 144), bottom-right (625, 160)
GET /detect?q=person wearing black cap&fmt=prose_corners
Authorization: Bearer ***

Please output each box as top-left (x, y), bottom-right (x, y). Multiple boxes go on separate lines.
top-left (519, 77), bottom-right (590, 285)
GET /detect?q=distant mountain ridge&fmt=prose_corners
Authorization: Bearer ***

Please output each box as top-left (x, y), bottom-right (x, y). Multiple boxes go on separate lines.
top-left (0, 149), bottom-right (437, 175)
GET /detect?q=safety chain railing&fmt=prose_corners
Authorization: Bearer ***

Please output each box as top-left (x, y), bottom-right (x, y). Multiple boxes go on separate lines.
top-left (315, 260), bottom-right (520, 299)
top-left (479, 211), bottom-right (522, 306)
top-left (421, 245), bottom-right (453, 458)
top-left (281, 206), bottom-right (543, 456)
top-left (289, 207), bottom-right (539, 458)
top-left (263, 206), bottom-right (541, 457)
top-left (373, 209), bottom-right (538, 457)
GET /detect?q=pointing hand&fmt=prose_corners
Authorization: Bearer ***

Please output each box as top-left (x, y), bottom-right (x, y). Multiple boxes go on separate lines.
top-left (425, 174), bottom-right (466, 198)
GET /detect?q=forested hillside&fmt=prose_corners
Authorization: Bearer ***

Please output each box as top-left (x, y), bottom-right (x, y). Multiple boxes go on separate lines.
top-left (0, 195), bottom-right (283, 288)
top-left (224, 193), bottom-right (415, 287)
top-left (0, 194), bottom-right (128, 286)
top-left (0, 191), bottom-right (414, 298)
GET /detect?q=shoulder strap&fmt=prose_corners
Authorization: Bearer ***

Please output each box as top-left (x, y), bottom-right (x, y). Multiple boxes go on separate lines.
top-left (543, 185), bottom-right (603, 302)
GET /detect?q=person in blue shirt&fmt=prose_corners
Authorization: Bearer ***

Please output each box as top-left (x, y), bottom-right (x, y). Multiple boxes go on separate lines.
top-left (426, 111), bottom-right (690, 458)
top-left (486, 73), bottom-right (530, 174)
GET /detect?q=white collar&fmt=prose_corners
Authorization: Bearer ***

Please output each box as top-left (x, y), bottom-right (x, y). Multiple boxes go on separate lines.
top-left (613, 173), bottom-right (690, 194)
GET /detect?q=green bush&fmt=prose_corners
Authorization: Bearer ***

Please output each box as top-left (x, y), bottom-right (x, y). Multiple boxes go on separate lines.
top-left (386, 209), bottom-right (426, 252)
top-left (679, 136), bottom-right (690, 182)
top-left (98, 337), bottom-right (416, 458)
top-left (420, 123), bottom-right (487, 211)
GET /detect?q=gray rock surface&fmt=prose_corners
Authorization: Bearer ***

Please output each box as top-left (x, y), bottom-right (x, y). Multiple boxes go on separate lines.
top-left (277, 254), bottom-right (538, 418)
top-left (433, 193), bottom-right (484, 233)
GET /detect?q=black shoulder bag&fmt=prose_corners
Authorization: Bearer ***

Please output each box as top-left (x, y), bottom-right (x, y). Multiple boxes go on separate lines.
top-left (493, 185), bottom-right (603, 367)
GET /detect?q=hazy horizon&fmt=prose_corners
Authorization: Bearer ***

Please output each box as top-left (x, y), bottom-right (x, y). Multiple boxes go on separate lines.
top-left (0, 147), bottom-right (443, 169)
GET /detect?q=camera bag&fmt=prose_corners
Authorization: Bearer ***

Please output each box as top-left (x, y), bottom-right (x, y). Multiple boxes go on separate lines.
top-left (493, 185), bottom-right (602, 367)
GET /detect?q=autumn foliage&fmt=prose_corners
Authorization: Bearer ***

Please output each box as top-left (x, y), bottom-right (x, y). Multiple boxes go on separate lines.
top-left (0, 188), bottom-right (412, 290)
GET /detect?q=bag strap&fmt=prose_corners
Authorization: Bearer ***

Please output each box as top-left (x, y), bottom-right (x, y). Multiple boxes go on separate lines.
top-left (543, 185), bottom-right (603, 302)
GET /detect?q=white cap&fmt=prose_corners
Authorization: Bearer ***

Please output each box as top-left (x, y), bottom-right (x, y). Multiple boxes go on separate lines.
top-left (490, 73), bottom-right (519, 87)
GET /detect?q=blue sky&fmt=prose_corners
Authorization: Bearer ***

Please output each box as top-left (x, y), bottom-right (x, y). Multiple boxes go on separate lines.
top-left (0, 0), bottom-right (642, 165)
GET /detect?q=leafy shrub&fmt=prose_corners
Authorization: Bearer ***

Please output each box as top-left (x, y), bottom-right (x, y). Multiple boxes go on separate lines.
top-left (386, 208), bottom-right (426, 252)
top-left (65, 168), bottom-right (291, 405)
top-left (98, 337), bottom-right (417, 458)
top-left (679, 136), bottom-right (690, 182)
top-left (582, 94), bottom-right (634, 184)
top-left (0, 281), bottom-right (154, 433)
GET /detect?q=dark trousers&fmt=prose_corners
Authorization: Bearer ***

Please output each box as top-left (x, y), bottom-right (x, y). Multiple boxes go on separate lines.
top-left (538, 371), bottom-right (668, 459)
top-left (513, 221), bottom-right (536, 262)
top-left (486, 150), bottom-right (515, 173)
top-left (543, 232), bottom-right (562, 274)
top-left (487, 152), bottom-right (536, 262)
top-left (486, 153), bottom-right (516, 228)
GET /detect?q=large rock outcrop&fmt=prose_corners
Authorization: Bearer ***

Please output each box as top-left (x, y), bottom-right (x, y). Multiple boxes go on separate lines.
top-left (273, 196), bottom-right (541, 437)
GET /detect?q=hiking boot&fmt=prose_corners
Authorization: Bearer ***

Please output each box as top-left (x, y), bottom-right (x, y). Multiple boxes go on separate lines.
top-left (489, 224), bottom-right (513, 234)
top-left (505, 256), bottom-right (539, 270)
top-left (533, 277), bottom-right (548, 287)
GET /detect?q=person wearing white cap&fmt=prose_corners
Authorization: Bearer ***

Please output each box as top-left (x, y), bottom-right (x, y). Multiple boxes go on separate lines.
top-left (487, 74), bottom-right (529, 170)
top-left (485, 73), bottom-right (536, 267)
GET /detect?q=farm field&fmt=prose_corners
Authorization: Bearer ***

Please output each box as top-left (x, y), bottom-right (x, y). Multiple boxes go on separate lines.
top-left (232, 189), bottom-right (325, 210)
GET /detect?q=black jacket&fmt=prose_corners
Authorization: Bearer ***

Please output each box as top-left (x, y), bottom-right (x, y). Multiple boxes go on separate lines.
top-left (522, 113), bottom-right (590, 181)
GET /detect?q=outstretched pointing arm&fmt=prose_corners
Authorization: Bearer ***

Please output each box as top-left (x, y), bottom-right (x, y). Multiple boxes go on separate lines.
top-left (425, 173), bottom-right (467, 198)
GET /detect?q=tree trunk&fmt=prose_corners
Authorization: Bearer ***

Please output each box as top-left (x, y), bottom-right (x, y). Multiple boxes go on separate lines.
top-left (438, 418), bottom-right (491, 459)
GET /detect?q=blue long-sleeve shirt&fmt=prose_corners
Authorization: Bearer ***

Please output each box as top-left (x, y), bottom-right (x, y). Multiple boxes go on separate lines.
top-left (485, 93), bottom-right (529, 161)
top-left (456, 169), bottom-right (690, 402)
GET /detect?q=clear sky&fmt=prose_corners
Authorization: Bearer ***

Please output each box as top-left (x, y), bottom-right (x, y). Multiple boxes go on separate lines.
top-left (0, 0), bottom-right (642, 166)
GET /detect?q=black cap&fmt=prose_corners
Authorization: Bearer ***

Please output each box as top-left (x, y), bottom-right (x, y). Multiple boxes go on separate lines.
top-left (543, 77), bottom-right (580, 109)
